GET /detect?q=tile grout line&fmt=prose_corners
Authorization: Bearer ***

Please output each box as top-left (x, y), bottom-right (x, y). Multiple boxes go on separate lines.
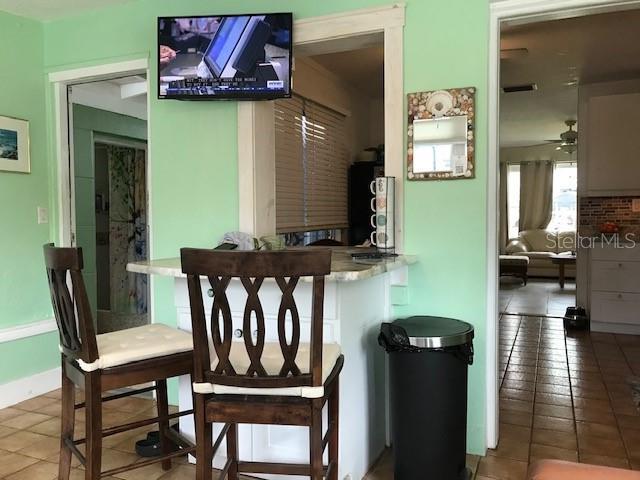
top-left (588, 333), bottom-right (631, 468)
top-left (500, 314), bottom-right (522, 392)
top-left (610, 333), bottom-right (634, 468)
top-left (526, 316), bottom-right (543, 466)
top-left (563, 326), bottom-right (581, 464)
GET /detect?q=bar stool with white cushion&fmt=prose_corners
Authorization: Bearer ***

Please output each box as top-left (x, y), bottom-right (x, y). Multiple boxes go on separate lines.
top-left (44, 244), bottom-right (195, 480)
top-left (181, 248), bottom-right (343, 480)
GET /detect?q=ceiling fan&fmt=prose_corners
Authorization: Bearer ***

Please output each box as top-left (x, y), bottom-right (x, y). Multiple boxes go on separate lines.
top-left (546, 120), bottom-right (578, 154)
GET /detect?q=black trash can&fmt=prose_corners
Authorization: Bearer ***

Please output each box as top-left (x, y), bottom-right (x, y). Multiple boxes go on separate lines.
top-left (379, 316), bottom-right (474, 480)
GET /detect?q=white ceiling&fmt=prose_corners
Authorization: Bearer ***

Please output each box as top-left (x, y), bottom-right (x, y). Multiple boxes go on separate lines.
top-left (310, 45), bottom-right (384, 99)
top-left (72, 75), bottom-right (147, 120)
top-left (500, 9), bottom-right (640, 147)
top-left (0, 0), bottom-right (135, 21)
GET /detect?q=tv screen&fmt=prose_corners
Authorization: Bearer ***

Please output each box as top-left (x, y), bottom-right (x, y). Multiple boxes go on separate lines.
top-left (158, 13), bottom-right (292, 100)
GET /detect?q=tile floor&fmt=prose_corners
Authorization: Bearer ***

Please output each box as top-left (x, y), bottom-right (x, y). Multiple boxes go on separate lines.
top-left (477, 314), bottom-right (640, 480)
top-left (360, 448), bottom-right (481, 479)
top-left (0, 390), bottom-right (423, 480)
top-left (1, 316), bottom-right (639, 480)
top-left (0, 390), bottom-right (203, 480)
top-left (500, 278), bottom-right (576, 317)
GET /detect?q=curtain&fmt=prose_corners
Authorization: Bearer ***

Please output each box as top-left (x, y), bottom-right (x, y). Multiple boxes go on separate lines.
top-left (499, 162), bottom-right (508, 252)
top-left (519, 161), bottom-right (554, 232)
top-left (108, 146), bottom-right (148, 315)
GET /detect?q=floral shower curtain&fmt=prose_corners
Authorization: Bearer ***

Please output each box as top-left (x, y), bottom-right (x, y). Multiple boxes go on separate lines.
top-left (108, 146), bottom-right (148, 316)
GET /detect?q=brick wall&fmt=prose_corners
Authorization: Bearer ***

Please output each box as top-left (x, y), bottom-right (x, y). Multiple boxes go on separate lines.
top-left (579, 196), bottom-right (640, 234)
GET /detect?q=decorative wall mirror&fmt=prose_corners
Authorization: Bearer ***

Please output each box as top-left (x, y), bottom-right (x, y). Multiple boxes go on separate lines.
top-left (407, 87), bottom-right (476, 180)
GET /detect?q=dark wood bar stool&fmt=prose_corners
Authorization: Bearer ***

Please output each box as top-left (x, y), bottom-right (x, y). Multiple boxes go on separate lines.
top-left (181, 248), bottom-right (344, 480)
top-left (43, 244), bottom-right (196, 480)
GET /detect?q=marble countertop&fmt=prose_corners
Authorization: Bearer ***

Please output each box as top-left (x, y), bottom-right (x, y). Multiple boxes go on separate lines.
top-left (127, 248), bottom-right (417, 282)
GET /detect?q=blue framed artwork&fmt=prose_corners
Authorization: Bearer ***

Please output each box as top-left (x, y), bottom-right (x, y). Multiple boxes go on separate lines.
top-left (0, 116), bottom-right (30, 173)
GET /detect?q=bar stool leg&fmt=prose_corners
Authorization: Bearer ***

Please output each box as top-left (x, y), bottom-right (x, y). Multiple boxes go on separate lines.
top-left (84, 371), bottom-right (102, 480)
top-left (227, 423), bottom-right (239, 480)
top-left (156, 379), bottom-right (172, 471)
top-left (58, 359), bottom-right (75, 480)
top-left (328, 380), bottom-right (339, 480)
top-left (310, 399), bottom-right (324, 480)
top-left (195, 394), bottom-right (212, 480)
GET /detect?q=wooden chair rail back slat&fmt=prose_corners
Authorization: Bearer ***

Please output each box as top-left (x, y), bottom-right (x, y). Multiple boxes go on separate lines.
top-left (180, 248), bottom-right (331, 389)
top-left (43, 244), bottom-right (99, 364)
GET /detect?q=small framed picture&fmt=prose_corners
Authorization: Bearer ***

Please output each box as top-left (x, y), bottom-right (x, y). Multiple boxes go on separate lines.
top-left (0, 116), bottom-right (30, 173)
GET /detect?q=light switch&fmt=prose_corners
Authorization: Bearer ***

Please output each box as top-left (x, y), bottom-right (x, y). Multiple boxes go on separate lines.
top-left (633, 199), bottom-right (640, 213)
top-left (37, 207), bottom-right (49, 224)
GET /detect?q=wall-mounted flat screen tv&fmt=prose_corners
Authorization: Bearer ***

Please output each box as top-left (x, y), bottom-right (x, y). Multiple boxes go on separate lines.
top-left (158, 13), bottom-right (292, 100)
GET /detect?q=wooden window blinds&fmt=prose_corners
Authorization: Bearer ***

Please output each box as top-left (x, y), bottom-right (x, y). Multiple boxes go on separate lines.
top-left (274, 94), bottom-right (349, 233)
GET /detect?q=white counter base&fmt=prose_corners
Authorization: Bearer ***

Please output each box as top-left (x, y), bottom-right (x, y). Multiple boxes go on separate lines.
top-left (127, 250), bottom-right (416, 480)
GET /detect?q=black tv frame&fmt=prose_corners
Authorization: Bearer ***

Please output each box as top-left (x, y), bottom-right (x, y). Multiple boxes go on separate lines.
top-left (157, 12), bottom-right (293, 101)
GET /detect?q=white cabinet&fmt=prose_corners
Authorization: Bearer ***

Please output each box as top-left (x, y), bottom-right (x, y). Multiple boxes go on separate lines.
top-left (591, 292), bottom-right (640, 326)
top-left (591, 261), bottom-right (640, 293)
top-left (583, 93), bottom-right (640, 196)
top-left (589, 245), bottom-right (640, 333)
top-left (578, 80), bottom-right (640, 197)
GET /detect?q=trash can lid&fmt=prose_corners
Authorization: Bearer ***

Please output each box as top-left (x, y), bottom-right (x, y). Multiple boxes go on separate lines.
top-left (393, 316), bottom-right (474, 349)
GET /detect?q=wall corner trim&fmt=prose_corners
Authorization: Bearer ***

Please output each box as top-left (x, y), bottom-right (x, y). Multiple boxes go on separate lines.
top-left (0, 367), bottom-right (61, 410)
top-left (0, 318), bottom-right (57, 344)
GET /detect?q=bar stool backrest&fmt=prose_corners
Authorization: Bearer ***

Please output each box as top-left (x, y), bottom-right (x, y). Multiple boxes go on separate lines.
top-left (180, 248), bottom-right (331, 390)
top-left (43, 244), bottom-right (99, 366)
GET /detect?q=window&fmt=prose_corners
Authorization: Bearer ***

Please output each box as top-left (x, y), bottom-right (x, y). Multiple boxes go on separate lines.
top-left (414, 144), bottom-right (454, 172)
top-left (506, 161), bottom-right (577, 238)
top-left (274, 94), bottom-right (348, 234)
top-left (507, 164), bottom-right (520, 239)
top-left (548, 162), bottom-right (577, 232)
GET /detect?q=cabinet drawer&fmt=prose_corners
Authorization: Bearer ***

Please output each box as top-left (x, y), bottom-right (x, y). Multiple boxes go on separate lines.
top-left (177, 309), bottom-right (337, 343)
top-left (591, 261), bottom-right (640, 293)
top-left (591, 292), bottom-right (640, 325)
top-left (591, 246), bottom-right (640, 262)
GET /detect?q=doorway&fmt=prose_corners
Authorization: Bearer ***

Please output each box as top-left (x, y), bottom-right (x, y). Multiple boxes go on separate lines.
top-left (64, 71), bottom-right (151, 333)
top-left (487, 0), bottom-right (640, 462)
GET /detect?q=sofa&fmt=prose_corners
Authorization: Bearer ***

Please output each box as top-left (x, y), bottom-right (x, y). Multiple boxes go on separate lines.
top-left (528, 460), bottom-right (640, 479)
top-left (505, 229), bottom-right (576, 278)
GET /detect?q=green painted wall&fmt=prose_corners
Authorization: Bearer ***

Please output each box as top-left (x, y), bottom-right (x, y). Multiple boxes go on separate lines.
top-left (395, 2), bottom-right (489, 448)
top-left (72, 104), bottom-right (148, 314)
top-left (0, 11), bottom-right (59, 385)
top-left (41, 0), bottom-right (489, 452)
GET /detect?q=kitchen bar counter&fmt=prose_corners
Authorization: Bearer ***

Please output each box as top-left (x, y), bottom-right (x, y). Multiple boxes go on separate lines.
top-left (127, 248), bottom-right (415, 480)
top-left (128, 248), bottom-right (416, 282)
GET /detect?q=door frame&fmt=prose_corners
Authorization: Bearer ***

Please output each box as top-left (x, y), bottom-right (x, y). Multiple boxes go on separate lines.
top-left (49, 58), bottom-right (149, 247)
top-left (48, 58), bottom-right (153, 320)
top-left (94, 133), bottom-right (148, 151)
top-left (486, 0), bottom-right (640, 449)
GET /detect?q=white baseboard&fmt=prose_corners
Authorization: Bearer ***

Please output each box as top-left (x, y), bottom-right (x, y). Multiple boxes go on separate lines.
top-left (0, 367), bottom-right (61, 409)
top-left (0, 318), bottom-right (57, 344)
top-left (591, 321), bottom-right (640, 335)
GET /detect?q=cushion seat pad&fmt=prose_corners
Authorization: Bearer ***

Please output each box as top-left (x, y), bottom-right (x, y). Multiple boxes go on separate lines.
top-left (193, 342), bottom-right (342, 399)
top-left (77, 324), bottom-right (193, 372)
